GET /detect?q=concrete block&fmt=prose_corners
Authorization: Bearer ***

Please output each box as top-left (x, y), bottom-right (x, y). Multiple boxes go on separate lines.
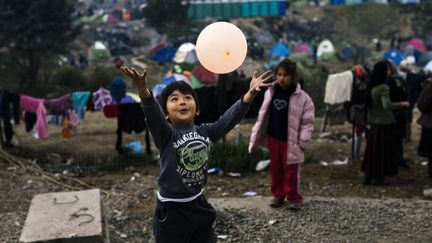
top-left (19, 189), bottom-right (109, 243)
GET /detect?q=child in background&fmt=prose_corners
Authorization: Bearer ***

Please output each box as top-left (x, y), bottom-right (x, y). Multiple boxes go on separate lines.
top-left (249, 59), bottom-right (315, 210)
top-left (121, 65), bottom-right (272, 243)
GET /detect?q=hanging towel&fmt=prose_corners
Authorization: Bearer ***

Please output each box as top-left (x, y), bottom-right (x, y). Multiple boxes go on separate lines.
top-left (72, 91), bottom-right (91, 120)
top-left (324, 71), bottom-right (353, 105)
top-left (20, 95), bottom-right (49, 139)
top-left (93, 88), bottom-right (113, 110)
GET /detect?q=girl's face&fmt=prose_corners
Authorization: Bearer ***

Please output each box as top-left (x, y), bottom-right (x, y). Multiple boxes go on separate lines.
top-left (276, 67), bottom-right (294, 89)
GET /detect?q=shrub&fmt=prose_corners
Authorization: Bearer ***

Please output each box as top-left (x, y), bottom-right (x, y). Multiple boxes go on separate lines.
top-left (87, 66), bottom-right (122, 91)
top-left (48, 66), bottom-right (88, 96)
top-left (209, 140), bottom-right (269, 173)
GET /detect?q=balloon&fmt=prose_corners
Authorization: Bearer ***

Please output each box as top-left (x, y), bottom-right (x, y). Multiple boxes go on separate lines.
top-left (196, 22), bottom-right (247, 74)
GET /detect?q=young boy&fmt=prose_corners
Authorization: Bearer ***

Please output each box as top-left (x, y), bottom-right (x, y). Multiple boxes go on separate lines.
top-left (120, 66), bottom-right (272, 243)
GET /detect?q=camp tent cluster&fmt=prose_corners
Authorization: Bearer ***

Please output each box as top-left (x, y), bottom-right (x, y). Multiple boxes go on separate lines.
top-left (149, 42), bottom-right (219, 96)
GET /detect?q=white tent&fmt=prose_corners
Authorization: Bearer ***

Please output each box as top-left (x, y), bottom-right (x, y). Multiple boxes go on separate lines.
top-left (400, 56), bottom-right (416, 66)
top-left (173, 42), bottom-right (198, 64)
top-left (424, 60), bottom-right (432, 73)
top-left (94, 41), bottom-right (108, 50)
top-left (317, 40), bottom-right (335, 57)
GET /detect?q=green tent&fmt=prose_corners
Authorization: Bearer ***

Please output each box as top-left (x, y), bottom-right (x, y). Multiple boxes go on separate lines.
top-left (290, 52), bottom-right (313, 66)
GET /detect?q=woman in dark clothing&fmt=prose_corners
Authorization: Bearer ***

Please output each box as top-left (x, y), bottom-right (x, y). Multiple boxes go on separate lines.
top-left (416, 77), bottom-right (432, 197)
top-left (385, 60), bottom-right (410, 169)
top-left (362, 61), bottom-right (409, 186)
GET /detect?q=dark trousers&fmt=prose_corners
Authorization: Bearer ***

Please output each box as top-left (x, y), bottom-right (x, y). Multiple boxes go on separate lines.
top-left (153, 195), bottom-right (217, 243)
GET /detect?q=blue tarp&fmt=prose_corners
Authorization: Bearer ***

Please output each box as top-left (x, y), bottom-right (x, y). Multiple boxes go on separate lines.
top-left (270, 42), bottom-right (291, 58)
top-left (340, 48), bottom-right (355, 60)
top-left (385, 49), bottom-right (405, 66)
top-left (151, 47), bottom-right (176, 63)
top-left (332, 0), bottom-right (346, 5)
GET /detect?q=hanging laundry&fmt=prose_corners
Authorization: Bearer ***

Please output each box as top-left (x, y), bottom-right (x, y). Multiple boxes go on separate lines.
top-left (45, 94), bottom-right (73, 116)
top-left (0, 89), bottom-right (20, 146)
top-left (116, 103), bottom-right (151, 155)
top-left (93, 87), bottom-right (113, 110)
top-left (72, 91), bottom-right (91, 120)
top-left (194, 85), bottom-right (219, 125)
top-left (324, 71), bottom-right (354, 105)
top-left (24, 112), bottom-right (37, 132)
top-left (110, 76), bottom-right (126, 103)
top-left (68, 109), bottom-right (79, 128)
top-left (103, 104), bottom-right (120, 118)
top-left (20, 95), bottom-right (49, 139)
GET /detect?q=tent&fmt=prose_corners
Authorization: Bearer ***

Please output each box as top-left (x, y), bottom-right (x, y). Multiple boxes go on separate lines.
top-left (290, 52), bottom-right (313, 66)
top-left (103, 14), bottom-right (119, 24)
top-left (317, 40), bottom-right (335, 60)
top-left (384, 49), bottom-right (404, 66)
top-left (424, 60), bottom-right (432, 73)
top-left (418, 51), bottom-right (432, 66)
top-left (152, 84), bottom-right (167, 97)
top-left (192, 63), bottom-right (219, 84)
top-left (151, 46), bottom-right (176, 63)
top-left (404, 46), bottom-right (422, 63)
top-left (294, 44), bottom-right (313, 57)
top-left (110, 42), bottom-right (133, 56)
top-left (340, 47), bottom-right (355, 60)
top-left (161, 74), bottom-right (191, 85)
top-left (406, 38), bottom-right (426, 52)
top-left (173, 42), bottom-right (198, 64)
top-left (88, 41), bottom-right (111, 61)
top-left (401, 0), bottom-right (420, 4)
top-left (183, 71), bottom-right (203, 89)
top-left (270, 42), bottom-right (291, 58)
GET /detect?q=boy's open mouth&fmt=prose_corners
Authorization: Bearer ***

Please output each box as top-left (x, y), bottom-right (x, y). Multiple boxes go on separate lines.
top-left (179, 108), bottom-right (188, 113)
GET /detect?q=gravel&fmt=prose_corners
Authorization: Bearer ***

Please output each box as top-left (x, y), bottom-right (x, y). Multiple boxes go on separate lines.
top-left (1, 166), bottom-right (431, 243)
top-left (211, 196), bottom-right (432, 243)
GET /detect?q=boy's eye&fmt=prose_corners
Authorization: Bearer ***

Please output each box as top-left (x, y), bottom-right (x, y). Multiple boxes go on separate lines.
top-left (170, 97), bottom-right (178, 102)
top-left (185, 96), bottom-right (192, 100)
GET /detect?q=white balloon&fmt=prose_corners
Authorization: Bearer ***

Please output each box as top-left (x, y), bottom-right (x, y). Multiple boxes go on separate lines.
top-left (196, 22), bottom-right (247, 74)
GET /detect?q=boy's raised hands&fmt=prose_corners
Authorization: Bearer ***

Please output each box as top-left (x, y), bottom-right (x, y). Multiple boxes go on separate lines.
top-left (120, 66), bottom-right (151, 97)
top-left (243, 70), bottom-right (273, 103)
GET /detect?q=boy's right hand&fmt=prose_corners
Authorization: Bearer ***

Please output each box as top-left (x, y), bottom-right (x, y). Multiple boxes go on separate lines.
top-left (120, 66), bottom-right (151, 97)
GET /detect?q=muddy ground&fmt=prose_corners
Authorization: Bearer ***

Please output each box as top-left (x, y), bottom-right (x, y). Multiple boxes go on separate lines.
top-left (0, 109), bottom-right (431, 242)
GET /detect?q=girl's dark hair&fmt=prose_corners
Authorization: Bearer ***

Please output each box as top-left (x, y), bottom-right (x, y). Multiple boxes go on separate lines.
top-left (385, 59), bottom-right (397, 76)
top-left (275, 59), bottom-right (298, 81)
top-left (366, 60), bottom-right (389, 107)
top-left (159, 81), bottom-right (200, 115)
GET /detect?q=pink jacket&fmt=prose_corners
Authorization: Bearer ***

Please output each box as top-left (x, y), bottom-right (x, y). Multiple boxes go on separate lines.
top-left (248, 83), bottom-right (315, 164)
top-left (20, 95), bottom-right (49, 139)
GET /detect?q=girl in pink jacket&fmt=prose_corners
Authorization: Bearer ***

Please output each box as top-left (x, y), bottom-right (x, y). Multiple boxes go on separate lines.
top-left (249, 59), bottom-right (315, 210)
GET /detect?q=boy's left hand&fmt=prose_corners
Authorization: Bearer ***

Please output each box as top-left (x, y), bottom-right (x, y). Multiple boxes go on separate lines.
top-left (243, 70), bottom-right (273, 103)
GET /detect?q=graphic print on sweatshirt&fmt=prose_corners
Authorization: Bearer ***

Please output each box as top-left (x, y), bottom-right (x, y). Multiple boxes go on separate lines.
top-left (273, 98), bottom-right (288, 111)
top-left (173, 132), bottom-right (212, 187)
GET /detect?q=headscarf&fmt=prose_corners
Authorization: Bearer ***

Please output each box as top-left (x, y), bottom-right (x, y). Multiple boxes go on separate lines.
top-left (366, 61), bottom-right (389, 107)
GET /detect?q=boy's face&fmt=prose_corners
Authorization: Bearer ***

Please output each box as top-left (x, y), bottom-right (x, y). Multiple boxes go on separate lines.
top-left (166, 90), bottom-right (198, 126)
top-left (276, 68), bottom-right (294, 89)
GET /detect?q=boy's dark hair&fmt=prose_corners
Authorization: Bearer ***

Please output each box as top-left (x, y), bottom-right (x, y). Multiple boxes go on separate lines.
top-left (159, 81), bottom-right (200, 115)
top-left (275, 59), bottom-right (298, 81)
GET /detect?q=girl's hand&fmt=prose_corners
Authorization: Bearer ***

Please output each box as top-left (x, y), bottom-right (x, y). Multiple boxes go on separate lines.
top-left (243, 70), bottom-right (273, 103)
top-left (120, 66), bottom-right (151, 97)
